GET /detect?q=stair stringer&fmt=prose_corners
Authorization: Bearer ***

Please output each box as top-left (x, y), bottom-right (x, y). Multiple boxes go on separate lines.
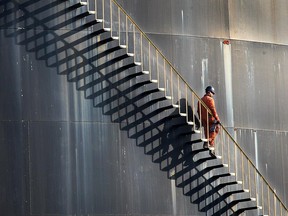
top-left (1, 0), bottom-right (287, 215)
top-left (71, 1), bottom-right (266, 215)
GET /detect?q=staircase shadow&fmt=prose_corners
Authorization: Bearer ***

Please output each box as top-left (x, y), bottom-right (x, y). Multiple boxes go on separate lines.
top-left (1, 0), bottom-right (256, 215)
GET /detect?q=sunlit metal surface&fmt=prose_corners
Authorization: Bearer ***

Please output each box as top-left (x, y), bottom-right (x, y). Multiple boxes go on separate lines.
top-left (0, 0), bottom-right (288, 215)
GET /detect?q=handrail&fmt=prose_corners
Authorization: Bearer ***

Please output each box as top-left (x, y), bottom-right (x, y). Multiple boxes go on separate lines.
top-left (110, 0), bottom-right (202, 101)
top-left (81, 0), bottom-right (288, 213)
top-left (109, 1), bottom-right (288, 213)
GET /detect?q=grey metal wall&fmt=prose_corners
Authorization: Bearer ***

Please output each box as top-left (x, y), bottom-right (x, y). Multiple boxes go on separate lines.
top-left (0, 0), bottom-right (205, 215)
top-left (118, 0), bottom-right (288, 208)
top-left (1, 0), bottom-right (288, 216)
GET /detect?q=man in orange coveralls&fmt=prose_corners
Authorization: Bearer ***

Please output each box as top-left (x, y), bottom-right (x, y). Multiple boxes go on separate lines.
top-left (197, 86), bottom-right (221, 155)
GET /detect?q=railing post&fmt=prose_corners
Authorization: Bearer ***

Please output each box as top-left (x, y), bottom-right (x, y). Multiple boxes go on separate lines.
top-left (77, 1), bottom-right (288, 214)
top-left (241, 152), bottom-right (245, 190)
top-left (262, 177), bottom-right (265, 214)
top-left (191, 93), bottom-right (196, 131)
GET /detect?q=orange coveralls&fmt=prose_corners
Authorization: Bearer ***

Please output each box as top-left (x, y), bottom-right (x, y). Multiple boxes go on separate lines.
top-left (197, 93), bottom-right (220, 146)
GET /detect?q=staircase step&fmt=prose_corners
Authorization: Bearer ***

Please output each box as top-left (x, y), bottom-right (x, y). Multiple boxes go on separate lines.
top-left (103, 27), bottom-right (111, 32)
top-left (69, 2), bottom-right (86, 9)
top-left (186, 138), bottom-right (207, 145)
top-left (88, 10), bottom-right (96, 14)
top-left (80, 1), bottom-right (88, 6)
top-left (213, 172), bottom-right (236, 178)
top-left (190, 147), bottom-right (209, 154)
top-left (187, 121), bottom-right (194, 125)
top-left (111, 36), bottom-right (119, 40)
top-left (233, 197), bottom-right (257, 203)
top-left (56, 2), bottom-right (274, 216)
top-left (170, 124), bottom-right (203, 137)
top-left (142, 70), bottom-right (150, 74)
top-left (233, 206), bottom-right (263, 215)
top-left (96, 19), bottom-right (103, 23)
top-left (195, 154), bottom-right (222, 162)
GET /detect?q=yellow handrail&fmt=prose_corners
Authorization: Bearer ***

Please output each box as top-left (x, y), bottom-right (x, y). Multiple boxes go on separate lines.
top-left (108, 0), bottom-right (288, 213)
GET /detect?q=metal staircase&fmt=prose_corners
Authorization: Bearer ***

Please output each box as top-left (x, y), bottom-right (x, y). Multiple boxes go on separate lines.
top-left (69, 1), bottom-right (287, 215)
top-left (1, 0), bottom-right (287, 215)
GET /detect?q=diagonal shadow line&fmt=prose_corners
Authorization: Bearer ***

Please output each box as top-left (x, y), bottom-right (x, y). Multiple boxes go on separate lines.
top-left (109, 95), bottom-right (168, 123)
top-left (0, 0), bottom-right (42, 23)
top-left (210, 198), bottom-right (251, 216)
top-left (1, 1), bottom-right (189, 194)
top-left (63, 52), bottom-right (133, 81)
top-left (121, 108), bottom-right (180, 131)
top-left (168, 156), bottom-right (219, 179)
top-left (2, 0), bottom-right (168, 160)
top-left (202, 192), bottom-right (237, 212)
top-left (3, 4), bottom-right (89, 42)
top-left (85, 75), bottom-right (151, 101)
top-left (193, 174), bottom-right (236, 192)
top-left (176, 164), bottom-right (225, 188)
top-left (133, 117), bottom-right (193, 141)
top-left (107, 89), bottom-right (168, 114)
top-left (86, 71), bottom-right (146, 94)
top-left (21, 24), bottom-right (107, 55)
top-left (1, 0), bottom-right (248, 215)
top-left (1, 1), bottom-right (146, 123)
top-left (1, 0), bottom-right (164, 147)
top-left (193, 182), bottom-right (246, 206)
top-left (40, 28), bottom-right (116, 58)
top-left (32, 23), bottom-right (110, 57)
top-left (2, 0), bottom-right (69, 30)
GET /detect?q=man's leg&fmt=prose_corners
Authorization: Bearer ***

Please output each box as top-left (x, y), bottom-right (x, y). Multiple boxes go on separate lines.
top-left (202, 121), bottom-right (208, 148)
top-left (208, 124), bottom-right (220, 156)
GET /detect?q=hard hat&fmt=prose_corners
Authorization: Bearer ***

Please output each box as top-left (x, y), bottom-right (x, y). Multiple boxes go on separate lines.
top-left (205, 86), bottom-right (215, 94)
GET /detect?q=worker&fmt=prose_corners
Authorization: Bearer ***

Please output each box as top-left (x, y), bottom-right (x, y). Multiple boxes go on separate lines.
top-left (197, 86), bottom-right (221, 155)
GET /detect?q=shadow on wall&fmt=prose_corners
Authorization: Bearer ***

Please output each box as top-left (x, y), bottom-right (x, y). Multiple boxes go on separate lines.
top-left (0, 0), bottom-right (239, 215)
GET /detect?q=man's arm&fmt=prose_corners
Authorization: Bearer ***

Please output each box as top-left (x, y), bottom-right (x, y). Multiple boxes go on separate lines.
top-left (207, 97), bottom-right (220, 121)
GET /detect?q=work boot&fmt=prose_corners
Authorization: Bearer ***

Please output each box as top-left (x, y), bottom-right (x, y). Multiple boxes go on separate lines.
top-left (208, 144), bottom-right (215, 151)
top-left (209, 149), bottom-right (217, 158)
top-left (203, 142), bottom-right (208, 149)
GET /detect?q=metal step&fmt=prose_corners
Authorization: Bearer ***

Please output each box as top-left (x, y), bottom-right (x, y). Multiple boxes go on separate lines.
top-left (79, 1), bottom-right (87, 6)
top-left (233, 205), bottom-right (263, 215)
top-left (190, 147), bottom-right (209, 154)
top-left (88, 10), bottom-right (96, 14)
top-left (187, 121), bottom-right (194, 125)
top-left (195, 154), bottom-right (222, 162)
top-left (185, 138), bottom-right (207, 145)
top-left (55, 3), bottom-right (275, 216)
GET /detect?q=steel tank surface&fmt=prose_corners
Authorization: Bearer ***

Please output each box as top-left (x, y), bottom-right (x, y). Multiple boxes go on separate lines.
top-left (1, 0), bottom-right (288, 215)
top-left (118, 0), bottom-right (288, 207)
top-left (0, 0), bottom-right (204, 215)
